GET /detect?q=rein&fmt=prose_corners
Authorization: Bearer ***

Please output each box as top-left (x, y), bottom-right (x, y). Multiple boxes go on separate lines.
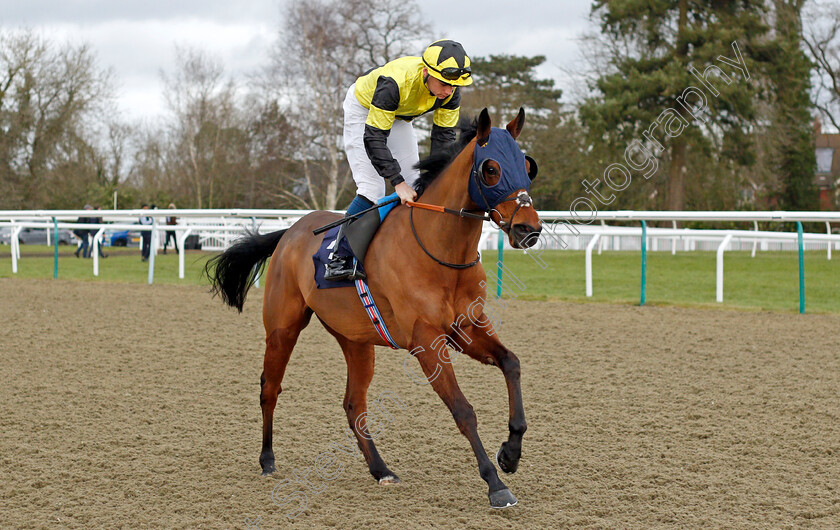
top-left (408, 203), bottom-right (482, 269)
top-left (405, 190), bottom-right (530, 270)
top-left (406, 201), bottom-right (490, 221)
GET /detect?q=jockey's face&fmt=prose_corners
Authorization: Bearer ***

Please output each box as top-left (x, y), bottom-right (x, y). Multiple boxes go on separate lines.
top-left (424, 69), bottom-right (454, 99)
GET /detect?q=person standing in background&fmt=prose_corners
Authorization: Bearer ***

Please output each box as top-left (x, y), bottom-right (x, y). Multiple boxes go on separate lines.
top-left (73, 205), bottom-right (94, 258)
top-left (163, 203), bottom-right (178, 254)
top-left (139, 204), bottom-right (152, 262)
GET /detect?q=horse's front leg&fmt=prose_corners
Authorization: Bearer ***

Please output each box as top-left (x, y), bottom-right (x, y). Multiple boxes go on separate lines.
top-left (448, 318), bottom-right (526, 474)
top-left (409, 321), bottom-right (517, 509)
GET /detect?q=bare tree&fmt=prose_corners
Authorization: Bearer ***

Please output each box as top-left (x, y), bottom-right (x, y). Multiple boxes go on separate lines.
top-left (0, 28), bottom-right (113, 208)
top-left (259, 0), bottom-right (432, 210)
top-left (101, 120), bottom-right (132, 186)
top-left (128, 122), bottom-right (167, 190)
top-left (161, 46), bottom-right (243, 208)
top-left (243, 98), bottom-right (299, 208)
top-left (266, 0), bottom-right (350, 210)
top-left (805, 1), bottom-right (840, 130)
top-left (338, 0), bottom-right (431, 78)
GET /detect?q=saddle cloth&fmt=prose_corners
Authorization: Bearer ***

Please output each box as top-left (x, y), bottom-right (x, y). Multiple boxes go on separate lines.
top-left (312, 226), bottom-right (359, 289)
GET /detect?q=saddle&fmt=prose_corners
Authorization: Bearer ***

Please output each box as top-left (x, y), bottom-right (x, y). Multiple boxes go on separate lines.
top-left (312, 193), bottom-right (400, 289)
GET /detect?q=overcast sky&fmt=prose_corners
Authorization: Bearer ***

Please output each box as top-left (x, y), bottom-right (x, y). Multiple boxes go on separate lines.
top-left (0, 0), bottom-right (593, 122)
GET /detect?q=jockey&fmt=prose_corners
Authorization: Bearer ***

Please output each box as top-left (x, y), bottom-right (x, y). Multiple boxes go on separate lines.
top-left (325, 39), bottom-right (473, 281)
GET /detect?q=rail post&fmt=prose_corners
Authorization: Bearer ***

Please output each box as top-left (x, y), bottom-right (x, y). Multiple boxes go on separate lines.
top-left (827, 222), bottom-right (832, 261)
top-left (797, 221), bottom-right (805, 314)
top-left (11, 225), bottom-right (22, 273)
top-left (92, 228), bottom-right (105, 276)
top-left (585, 233), bottom-right (601, 297)
top-left (640, 221), bottom-right (647, 306)
top-left (671, 220), bottom-right (677, 255)
top-left (53, 217), bottom-right (59, 279)
top-left (177, 228), bottom-right (192, 280)
top-left (716, 234), bottom-right (733, 303)
top-left (148, 220), bottom-right (157, 285)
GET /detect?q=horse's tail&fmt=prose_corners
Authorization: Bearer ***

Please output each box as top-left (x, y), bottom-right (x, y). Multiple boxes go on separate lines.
top-left (205, 229), bottom-right (288, 312)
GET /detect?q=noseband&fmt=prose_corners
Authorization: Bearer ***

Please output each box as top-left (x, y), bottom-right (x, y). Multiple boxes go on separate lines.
top-left (491, 190), bottom-right (533, 231)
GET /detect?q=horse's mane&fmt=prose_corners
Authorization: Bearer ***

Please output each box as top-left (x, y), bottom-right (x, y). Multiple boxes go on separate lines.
top-left (413, 117), bottom-right (477, 196)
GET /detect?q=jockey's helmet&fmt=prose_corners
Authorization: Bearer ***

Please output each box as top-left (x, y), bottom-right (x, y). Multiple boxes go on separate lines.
top-left (422, 40), bottom-right (473, 86)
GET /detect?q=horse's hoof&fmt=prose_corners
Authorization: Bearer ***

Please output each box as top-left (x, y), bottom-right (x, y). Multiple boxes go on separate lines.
top-left (378, 474), bottom-right (401, 485)
top-left (489, 488), bottom-right (518, 509)
top-left (496, 446), bottom-right (519, 474)
top-left (260, 464), bottom-right (277, 476)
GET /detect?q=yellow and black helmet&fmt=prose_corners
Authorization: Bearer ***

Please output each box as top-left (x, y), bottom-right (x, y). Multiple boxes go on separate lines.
top-left (422, 39), bottom-right (473, 86)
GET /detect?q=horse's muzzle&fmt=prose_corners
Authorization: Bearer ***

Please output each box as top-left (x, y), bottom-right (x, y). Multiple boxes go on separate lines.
top-left (511, 224), bottom-right (542, 249)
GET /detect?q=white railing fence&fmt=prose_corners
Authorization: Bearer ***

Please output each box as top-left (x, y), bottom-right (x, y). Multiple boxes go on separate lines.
top-left (489, 211), bottom-right (840, 312)
top-left (0, 209), bottom-right (307, 283)
top-left (1, 209), bottom-right (838, 308)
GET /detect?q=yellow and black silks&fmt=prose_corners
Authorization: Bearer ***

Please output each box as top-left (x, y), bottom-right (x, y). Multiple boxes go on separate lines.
top-left (353, 56), bottom-right (461, 185)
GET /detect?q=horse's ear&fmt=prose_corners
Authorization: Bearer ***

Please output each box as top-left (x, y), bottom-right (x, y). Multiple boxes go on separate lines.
top-left (506, 107), bottom-right (525, 139)
top-left (525, 155), bottom-right (538, 180)
top-left (477, 108), bottom-right (491, 147)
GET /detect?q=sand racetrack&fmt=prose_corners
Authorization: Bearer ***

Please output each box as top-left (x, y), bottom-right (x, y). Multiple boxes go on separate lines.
top-left (1, 278), bottom-right (839, 529)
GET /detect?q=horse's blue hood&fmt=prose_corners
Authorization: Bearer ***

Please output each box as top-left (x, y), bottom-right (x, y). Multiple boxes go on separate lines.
top-left (468, 128), bottom-right (531, 211)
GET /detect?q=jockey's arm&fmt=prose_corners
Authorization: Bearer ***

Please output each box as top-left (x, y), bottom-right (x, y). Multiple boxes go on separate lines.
top-left (430, 88), bottom-right (461, 157)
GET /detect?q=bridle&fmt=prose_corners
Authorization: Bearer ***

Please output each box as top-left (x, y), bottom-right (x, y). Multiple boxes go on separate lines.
top-left (408, 204), bottom-right (483, 269)
top-left (406, 146), bottom-right (533, 270)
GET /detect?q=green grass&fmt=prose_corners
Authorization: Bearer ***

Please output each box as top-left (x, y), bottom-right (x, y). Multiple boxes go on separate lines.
top-left (2, 245), bottom-right (838, 314)
top-left (0, 245), bottom-right (214, 285)
top-left (479, 249), bottom-right (840, 314)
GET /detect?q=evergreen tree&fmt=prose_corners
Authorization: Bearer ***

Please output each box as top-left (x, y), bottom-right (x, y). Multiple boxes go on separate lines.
top-left (579, 0), bottom-right (770, 210)
top-left (461, 55), bottom-right (581, 210)
top-left (460, 54), bottom-right (563, 125)
top-left (770, 0), bottom-right (818, 210)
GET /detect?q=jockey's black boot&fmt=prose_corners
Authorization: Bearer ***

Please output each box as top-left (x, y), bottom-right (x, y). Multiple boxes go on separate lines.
top-left (324, 225), bottom-right (366, 282)
top-left (324, 255), bottom-right (365, 281)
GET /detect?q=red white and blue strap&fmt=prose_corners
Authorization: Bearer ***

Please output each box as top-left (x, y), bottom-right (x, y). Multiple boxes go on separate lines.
top-left (354, 278), bottom-right (400, 349)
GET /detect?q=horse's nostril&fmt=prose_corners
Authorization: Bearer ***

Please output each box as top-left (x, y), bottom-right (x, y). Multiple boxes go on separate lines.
top-left (513, 224), bottom-right (538, 235)
top-left (512, 224), bottom-right (541, 248)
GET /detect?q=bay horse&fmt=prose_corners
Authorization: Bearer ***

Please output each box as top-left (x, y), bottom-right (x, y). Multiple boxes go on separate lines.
top-left (206, 108), bottom-right (542, 509)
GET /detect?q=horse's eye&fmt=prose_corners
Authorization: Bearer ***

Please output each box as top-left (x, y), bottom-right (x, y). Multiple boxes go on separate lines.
top-left (487, 167), bottom-right (497, 175)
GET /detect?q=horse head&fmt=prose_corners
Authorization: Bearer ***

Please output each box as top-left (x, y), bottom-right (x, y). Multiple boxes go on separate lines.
top-left (470, 108), bottom-right (542, 249)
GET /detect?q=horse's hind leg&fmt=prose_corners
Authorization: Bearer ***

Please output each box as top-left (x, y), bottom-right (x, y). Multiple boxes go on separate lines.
top-left (259, 300), bottom-right (313, 475)
top-left (335, 337), bottom-right (399, 484)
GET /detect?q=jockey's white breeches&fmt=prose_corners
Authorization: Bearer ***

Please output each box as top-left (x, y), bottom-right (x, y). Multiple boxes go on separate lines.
top-left (343, 84), bottom-right (420, 203)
